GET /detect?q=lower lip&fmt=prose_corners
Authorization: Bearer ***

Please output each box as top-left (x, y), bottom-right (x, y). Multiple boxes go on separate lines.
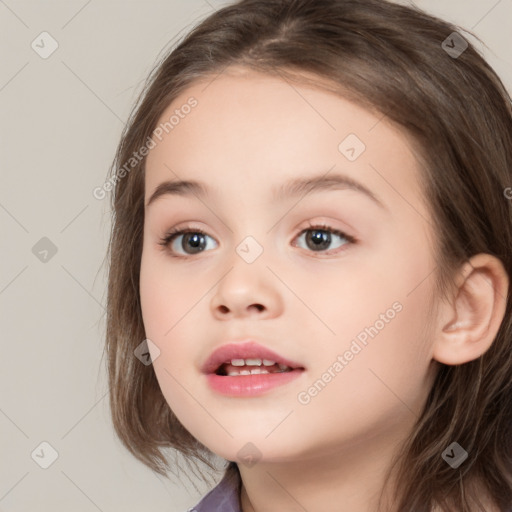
top-left (205, 369), bottom-right (304, 397)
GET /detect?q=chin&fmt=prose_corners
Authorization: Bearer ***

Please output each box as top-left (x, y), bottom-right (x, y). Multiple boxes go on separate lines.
top-left (199, 432), bottom-right (307, 466)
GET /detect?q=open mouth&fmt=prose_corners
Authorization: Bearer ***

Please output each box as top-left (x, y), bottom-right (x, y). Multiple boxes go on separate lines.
top-left (215, 358), bottom-right (296, 376)
top-left (202, 341), bottom-right (305, 395)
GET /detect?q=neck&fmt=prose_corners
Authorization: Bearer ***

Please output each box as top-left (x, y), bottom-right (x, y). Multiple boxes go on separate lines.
top-left (238, 423), bottom-right (408, 512)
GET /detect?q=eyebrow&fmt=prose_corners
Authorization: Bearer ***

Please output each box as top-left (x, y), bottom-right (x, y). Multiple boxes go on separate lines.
top-left (145, 172), bottom-right (387, 210)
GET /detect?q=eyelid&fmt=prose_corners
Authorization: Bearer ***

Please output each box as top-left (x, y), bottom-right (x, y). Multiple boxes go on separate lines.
top-left (293, 222), bottom-right (357, 252)
top-left (158, 223), bottom-right (214, 252)
top-left (159, 221), bottom-right (357, 257)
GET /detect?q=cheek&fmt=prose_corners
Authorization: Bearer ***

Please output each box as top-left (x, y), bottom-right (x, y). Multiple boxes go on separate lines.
top-left (139, 248), bottom-right (196, 337)
top-left (139, 252), bottom-right (193, 371)
top-left (341, 253), bottom-right (437, 411)
top-left (139, 255), bottom-right (169, 338)
top-left (289, 301), bottom-right (434, 449)
top-left (139, 257), bottom-right (199, 417)
top-left (313, 238), bottom-right (436, 409)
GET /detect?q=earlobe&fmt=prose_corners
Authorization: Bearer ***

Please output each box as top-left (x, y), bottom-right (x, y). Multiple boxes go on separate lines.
top-left (432, 253), bottom-right (509, 366)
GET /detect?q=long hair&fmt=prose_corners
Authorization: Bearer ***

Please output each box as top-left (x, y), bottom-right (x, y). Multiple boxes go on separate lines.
top-left (103, 1), bottom-right (512, 510)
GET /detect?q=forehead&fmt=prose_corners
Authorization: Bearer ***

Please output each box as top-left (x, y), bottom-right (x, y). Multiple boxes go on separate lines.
top-left (144, 68), bottom-right (426, 216)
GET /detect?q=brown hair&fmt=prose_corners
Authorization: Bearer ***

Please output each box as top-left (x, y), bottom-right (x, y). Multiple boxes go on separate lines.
top-left (103, 0), bottom-right (512, 509)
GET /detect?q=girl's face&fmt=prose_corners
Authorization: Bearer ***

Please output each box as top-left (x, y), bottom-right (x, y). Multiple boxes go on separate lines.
top-left (140, 68), bottom-right (439, 464)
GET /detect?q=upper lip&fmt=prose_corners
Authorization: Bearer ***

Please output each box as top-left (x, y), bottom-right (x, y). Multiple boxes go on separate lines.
top-left (201, 340), bottom-right (305, 374)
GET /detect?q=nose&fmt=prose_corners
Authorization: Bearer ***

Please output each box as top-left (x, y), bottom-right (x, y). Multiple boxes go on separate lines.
top-left (209, 257), bottom-right (284, 321)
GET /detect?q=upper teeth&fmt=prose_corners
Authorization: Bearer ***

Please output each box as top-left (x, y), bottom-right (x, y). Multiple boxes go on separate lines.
top-left (230, 358), bottom-right (279, 367)
top-left (224, 359), bottom-right (292, 376)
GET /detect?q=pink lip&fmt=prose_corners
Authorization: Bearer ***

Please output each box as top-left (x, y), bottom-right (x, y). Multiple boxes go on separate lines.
top-left (206, 370), bottom-right (304, 396)
top-left (201, 340), bottom-right (304, 375)
top-left (201, 340), bottom-right (305, 397)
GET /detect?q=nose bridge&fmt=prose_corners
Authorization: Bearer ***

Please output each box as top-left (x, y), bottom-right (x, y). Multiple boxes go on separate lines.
top-left (217, 232), bottom-right (269, 291)
top-left (234, 233), bottom-right (267, 266)
top-left (209, 227), bottom-right (285, 318)
top-left (222, 198), bottom-right (275, 263)
top-left (213, 196), bottom-right (290, 282)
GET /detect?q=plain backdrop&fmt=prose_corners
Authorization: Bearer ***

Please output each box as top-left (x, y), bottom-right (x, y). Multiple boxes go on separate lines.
top-left (1, 1), bottom-right (511, 511)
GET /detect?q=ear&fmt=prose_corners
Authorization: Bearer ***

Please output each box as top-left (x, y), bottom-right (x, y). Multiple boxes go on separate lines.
top-left (432, 253), bottom-right (509, 365)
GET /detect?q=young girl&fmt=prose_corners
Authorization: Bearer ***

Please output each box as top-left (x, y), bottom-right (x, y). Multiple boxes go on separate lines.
top-left (103, 0), bottom-right (512, 510)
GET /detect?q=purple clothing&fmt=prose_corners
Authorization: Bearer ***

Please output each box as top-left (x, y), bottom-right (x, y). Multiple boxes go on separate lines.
top-left (190, 466), bottom-right (512, 512)
top-left (191, 466), bottom-right (242, 512)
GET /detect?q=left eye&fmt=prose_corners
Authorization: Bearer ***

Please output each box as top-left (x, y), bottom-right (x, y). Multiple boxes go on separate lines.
top-left (159, 224), bottom-right (355, 257)
top-left (293, 224), bottom-right (355, 254)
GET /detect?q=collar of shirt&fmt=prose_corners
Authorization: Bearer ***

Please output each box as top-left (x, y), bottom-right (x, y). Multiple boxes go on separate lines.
top-left (189, 465), bottom-right (512, 512)
top-left (192, 465), bottom-right (242, 512)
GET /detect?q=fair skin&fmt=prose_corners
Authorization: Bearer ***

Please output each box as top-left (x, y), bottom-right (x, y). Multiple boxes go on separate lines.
top-left (139, 67), bottom-right (508, 512)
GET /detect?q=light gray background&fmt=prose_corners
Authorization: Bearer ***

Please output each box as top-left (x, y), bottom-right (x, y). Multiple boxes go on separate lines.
top-left (1, 1), bottom-right (511, 511)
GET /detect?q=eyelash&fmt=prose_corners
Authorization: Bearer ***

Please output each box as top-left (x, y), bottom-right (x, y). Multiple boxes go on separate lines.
top-left (158, 222), bottom-right (357, 258)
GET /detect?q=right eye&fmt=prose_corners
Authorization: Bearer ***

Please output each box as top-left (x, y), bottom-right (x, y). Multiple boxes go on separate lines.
top-left (158, 226), bottom-right (218, 257)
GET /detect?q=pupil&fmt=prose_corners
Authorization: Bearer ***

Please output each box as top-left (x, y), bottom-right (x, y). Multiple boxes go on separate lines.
top-left (183, 233), bottom-right (206, 253)
top-left (307, 229), bottom-right (330, 251)
top-left (180, 229), bottom-right (332, 254)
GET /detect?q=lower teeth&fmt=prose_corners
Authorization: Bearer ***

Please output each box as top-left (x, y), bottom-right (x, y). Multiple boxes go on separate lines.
top-left (225, 368), bottom-right (291, 376)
